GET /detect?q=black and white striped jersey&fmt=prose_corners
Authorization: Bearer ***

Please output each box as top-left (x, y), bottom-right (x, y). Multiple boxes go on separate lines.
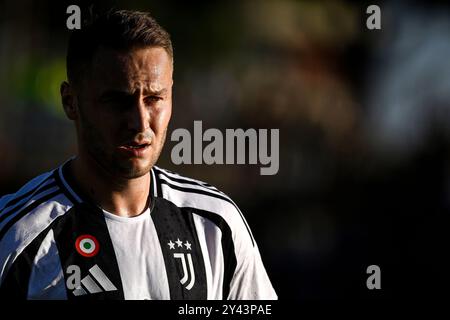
top-left (0, 159), bottom-right (277, 300)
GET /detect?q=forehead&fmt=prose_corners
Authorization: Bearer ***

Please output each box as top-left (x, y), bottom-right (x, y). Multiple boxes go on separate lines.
top-left (89, 46), bottom-right (173, 90)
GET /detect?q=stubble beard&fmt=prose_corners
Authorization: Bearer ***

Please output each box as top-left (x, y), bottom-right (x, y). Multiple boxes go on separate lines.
top-left (79, 115), bottom-right (167, 180)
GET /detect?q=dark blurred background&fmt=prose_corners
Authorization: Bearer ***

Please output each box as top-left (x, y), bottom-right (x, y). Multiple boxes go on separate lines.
top-left (1, 0), bottom-right (449, 301)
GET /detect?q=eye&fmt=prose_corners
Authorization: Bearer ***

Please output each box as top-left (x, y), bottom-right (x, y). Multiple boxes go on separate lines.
top-left (144, 96), bottom-right (163, 104)
top-left (100, 93), bottom-right (129, 104)
top-left (99, 93), bottom-right (134, 110)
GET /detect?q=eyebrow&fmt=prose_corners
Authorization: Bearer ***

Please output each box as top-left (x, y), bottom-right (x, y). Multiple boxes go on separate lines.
top-left (144, 88), bottom-right (167, 96)
top-left (102, 88), bottom-right (167, 96)
top-left (100, 88), bottom-right (167, 98)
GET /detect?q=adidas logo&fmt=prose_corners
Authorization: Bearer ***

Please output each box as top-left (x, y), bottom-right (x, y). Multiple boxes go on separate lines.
top-left (66, 264), bottom-right (118, 296)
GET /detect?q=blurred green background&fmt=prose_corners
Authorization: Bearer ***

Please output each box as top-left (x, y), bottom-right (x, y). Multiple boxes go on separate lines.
top-left (1, 0), bottom-right (449, 300)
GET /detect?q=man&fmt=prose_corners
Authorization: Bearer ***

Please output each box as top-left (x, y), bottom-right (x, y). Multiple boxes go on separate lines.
top-left (0, 10), bottom-right (277, 300)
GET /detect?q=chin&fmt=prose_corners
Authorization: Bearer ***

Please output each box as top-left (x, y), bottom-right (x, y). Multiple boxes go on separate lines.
top-left (116, 158), bottom-right (153, 179)
top-left (120, 166), bottom-right (151, 179)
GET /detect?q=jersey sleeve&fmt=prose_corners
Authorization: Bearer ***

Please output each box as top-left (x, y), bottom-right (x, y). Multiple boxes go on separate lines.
top-left (226, 205), bottom-right (277, 300)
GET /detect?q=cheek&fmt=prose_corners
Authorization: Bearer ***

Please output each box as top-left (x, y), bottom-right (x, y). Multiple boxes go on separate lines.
top-left (86, 114), bottom-right (119, 144)
top-left (153, 104), bottom-right (172, 134)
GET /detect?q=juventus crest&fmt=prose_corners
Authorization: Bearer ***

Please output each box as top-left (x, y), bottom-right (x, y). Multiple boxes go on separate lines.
top-left (167, 238), bottom-right (195, 290)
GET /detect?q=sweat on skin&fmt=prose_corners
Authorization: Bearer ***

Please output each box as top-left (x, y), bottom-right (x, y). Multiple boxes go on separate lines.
top-left (61, 46), bottom-right (173, 217)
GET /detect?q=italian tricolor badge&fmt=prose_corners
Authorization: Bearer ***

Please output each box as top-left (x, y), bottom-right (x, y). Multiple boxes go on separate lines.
top-left (75, 234), bottom-right (100, 257)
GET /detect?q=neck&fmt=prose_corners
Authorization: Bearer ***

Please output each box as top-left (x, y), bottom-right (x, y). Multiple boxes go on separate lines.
top-left (71, 153), bottom-right (151, 218)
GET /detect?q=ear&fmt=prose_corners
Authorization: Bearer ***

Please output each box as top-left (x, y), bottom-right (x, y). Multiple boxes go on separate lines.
top-left (60, 81), bottom-right (79, 120)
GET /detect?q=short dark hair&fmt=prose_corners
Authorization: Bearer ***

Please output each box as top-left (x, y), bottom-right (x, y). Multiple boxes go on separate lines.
top-left (66, 10), bottom-right (173, 87)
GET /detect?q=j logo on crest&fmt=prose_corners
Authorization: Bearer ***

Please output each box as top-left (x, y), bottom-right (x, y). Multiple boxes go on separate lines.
top-left (167, 238), bottom-right (195, 290)
top-left (75, 234), bottom-right (100, 258)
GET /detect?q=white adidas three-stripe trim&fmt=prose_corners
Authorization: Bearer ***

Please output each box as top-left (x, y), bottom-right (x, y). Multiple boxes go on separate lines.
top-left (73, 264), bottom-right (118, 296)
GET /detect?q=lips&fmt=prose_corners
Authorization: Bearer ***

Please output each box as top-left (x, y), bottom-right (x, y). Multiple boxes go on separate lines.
top-left (118, 141), bottom-right (151, 157)
top-left (123, 143), bottom-right (149, 149)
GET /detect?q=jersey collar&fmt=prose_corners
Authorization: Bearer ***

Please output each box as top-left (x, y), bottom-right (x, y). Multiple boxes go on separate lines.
top-left (55, 158), bottom-right (156, 214)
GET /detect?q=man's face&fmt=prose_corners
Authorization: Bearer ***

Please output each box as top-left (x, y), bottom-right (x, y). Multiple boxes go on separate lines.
top-left (74, 46), bottom-right (173, 179)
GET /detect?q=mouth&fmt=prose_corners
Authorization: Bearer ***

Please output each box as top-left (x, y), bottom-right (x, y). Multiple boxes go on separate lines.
top-left (121, 143), bottom-right (149, 149)
top-left (118, 141), bottom-right (151, 156)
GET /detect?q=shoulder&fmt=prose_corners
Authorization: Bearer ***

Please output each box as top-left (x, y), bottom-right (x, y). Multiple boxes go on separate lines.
top-left (151, 166), bottom-right (255, 247)
top-left (0, 170), bottom-right (65, 229)
top-left (0, 169), bottom-right (73, 281)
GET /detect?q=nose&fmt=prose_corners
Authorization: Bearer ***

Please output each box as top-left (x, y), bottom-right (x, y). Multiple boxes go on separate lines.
top-left (127, 96), bottom-right (150, 133)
